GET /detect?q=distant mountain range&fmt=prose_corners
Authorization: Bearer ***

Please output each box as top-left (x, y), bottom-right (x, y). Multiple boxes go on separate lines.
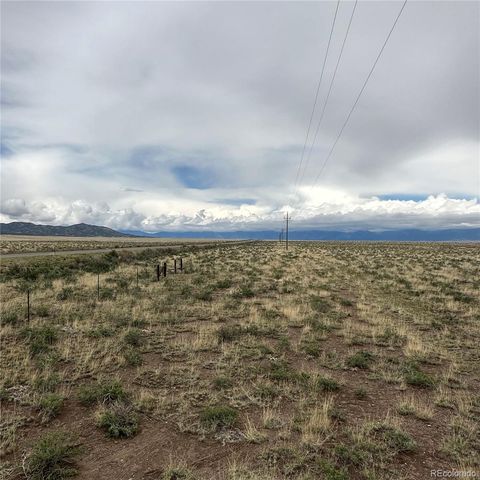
top-left (1, 222), bottom-right (132, 237)
top-left (1, 222), bottom-right (479, 241)
top-left (122, 228), bottom-right (480, 241)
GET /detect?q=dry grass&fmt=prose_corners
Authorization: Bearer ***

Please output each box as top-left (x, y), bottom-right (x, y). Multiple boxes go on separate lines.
top-left (0, 241), bottom-right (479, 479)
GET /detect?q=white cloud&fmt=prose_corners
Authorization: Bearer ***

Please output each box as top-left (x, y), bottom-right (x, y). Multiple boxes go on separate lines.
top-left (1, 191), bottom-right (478, 232)
top-left (1, 1), bottom-right (478, 230)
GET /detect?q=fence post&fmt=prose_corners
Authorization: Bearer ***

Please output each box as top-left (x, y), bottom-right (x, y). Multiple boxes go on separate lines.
top-left (163, 262), bottom-right (167, 277)
top-left (174, 259), bottom-right (177, 274)
top-left (97, 274), bottom-right (100, 300)
top-left (180, 257), bottom-right (183, 272)
top-left (136, 266), bottom-right (139, 288)
top-left (156, 264), bottom-right (160, 281)
top-left (27, 289), bottom-right (30, 323)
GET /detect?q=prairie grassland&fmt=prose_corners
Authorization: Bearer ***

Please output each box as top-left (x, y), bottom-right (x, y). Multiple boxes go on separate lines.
top-left (0, 241), bottom-right (479, 480)
top-left (0, 235), bottom-right (216, 255)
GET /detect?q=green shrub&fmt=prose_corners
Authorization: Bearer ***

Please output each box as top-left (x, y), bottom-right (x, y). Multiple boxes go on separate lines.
top-left (404, 365), bottom-right (435, 388)
top-left (131, 318), bottom-right (146, 328)
top-left (1, 310), bottom-right (19, 326)
top-left (200, 405), bottom-right (238, 430)
top-left (109, 311), bottom-right (130, 327)
top-left (36, 305), bottom-right (50, 318)
top-left (346, 351), bottom-right (374, 369)
top-left (23, 431), bottom-right (80, 480)
top-left (161, 466), bottom-right (194, 480)
top-left (57, 287), bottom-right (75, 301)
top-left (215, 279), bottom-right (232, 289)
top-left (268, 361), bottom-right (294, 382)
top-left (124, 329), bottom-right (142, 347)
top-left (78, 379), bottom-right (126, 405)
top-left (34, 373), bottom-right (60, 393)
top-left (212, 376), bottom-right (232, 390)
top-left (87, 326), bottom-right (114, 338)
top-left (21, 326), bottom-right (58, 356)
top-left (310, 295), bottom-right (331, 313)
top-left (306, 317), bottom-right (334, 333)
top-left (180, 285), bottom-right (192, 296)
top-left (301, 339), bottom-right (322, 358)
top-left (315, 376), bottom-right (340, 392)
top-left (38, 393), bottom-right (64, 421)
top-left (99, 287), bottom-right (115, 300)
top-left (96, 402), bottom-right (139, 438)
top-left (452, 291), bottom-right (474, 303)
top-left (216, 325), bottom-right (242, 342)
top-left (0, 389), bottom-right (11, 404)
top-left (335, 443), bottom-right (369, 467)
top-left (277, 336), bottom-right (291, 351)
top-left (123, 349), bottom-right (143, 367)
top-left (354, 388), bottom-right (368, 399)
top-left (194, 289), bottom-right (213, 301)
top-left (319, 460), bottom-right (349, 480)
top-left (233, 285), bottom-right (255, 298)
top-left (371, 424), bottom-right (417, 453)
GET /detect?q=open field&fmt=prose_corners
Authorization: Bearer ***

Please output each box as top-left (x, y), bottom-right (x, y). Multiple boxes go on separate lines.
top-left (0, 241), bottom-right (479, 480)
top-left (0, 235), bottom-right (220, 256)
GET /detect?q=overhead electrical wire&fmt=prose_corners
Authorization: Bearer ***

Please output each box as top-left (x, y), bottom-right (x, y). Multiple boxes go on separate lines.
top-left (293, 0), bottom-right (340, 192)
top-left (297, 0), bottom-right (358, 188)
top-left (310, 0), bottom-right (408, 188)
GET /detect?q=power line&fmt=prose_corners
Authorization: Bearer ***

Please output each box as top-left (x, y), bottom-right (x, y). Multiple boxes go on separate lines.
top-left (298, 0), bottom-right (358, 187)
top-left (293, 0), bottom-right (340, 192)
top-left (311, 0), bottom-right (408, 187)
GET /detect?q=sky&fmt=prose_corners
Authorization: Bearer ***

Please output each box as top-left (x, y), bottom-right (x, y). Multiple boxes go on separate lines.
top-left (1, 0), bottom-right (479, 232)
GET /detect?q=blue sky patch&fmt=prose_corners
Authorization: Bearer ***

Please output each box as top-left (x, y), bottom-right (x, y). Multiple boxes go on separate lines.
top-left (172, 165), bottom-right (215, 189)
top-left (378, 193), bottom-right (475, 202)
top-left (1, 143), bottom-right (14, 157)
top-left (377, 194), bottom-right (429, 202)
top-left (212, 198), bottom-right (256, 206)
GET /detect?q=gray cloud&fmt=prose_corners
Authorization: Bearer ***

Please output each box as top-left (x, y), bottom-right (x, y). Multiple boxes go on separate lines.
top-left (1, 1), bottom-right (478, 230)
top-left (1, 194), bottom-right (478, 232)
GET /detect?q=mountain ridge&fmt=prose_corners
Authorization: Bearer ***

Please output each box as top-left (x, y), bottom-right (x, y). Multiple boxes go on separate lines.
top-left (121, 228), bottom-right (480, 241)
top-left (1, 222), bottom-right (132, 237)
top-left (1, 222), bottom-right (478, 241)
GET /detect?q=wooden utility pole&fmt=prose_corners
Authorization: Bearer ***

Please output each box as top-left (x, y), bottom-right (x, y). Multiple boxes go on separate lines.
top-left (285, 212), bottom-right (289, 251)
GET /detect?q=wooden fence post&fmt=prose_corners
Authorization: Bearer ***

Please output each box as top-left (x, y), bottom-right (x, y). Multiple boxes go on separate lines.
top-left (27, 290), bottom-right (30, 323)
top-left (136, 266), bottom-right (139, 287)
top-left (174, 259), bottom-right (177, 274)
top-left (156, 264), bottom-right (160, 281)
top-left (97, 274), bottom-right (100, 300)
top-left (163, 262), bottom-right (167, 277)
top-left (180, 258), bottom-right (183, 272)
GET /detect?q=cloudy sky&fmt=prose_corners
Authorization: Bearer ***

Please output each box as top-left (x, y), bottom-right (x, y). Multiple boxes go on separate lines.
top-left (1, 0), bottom-right (479, 232)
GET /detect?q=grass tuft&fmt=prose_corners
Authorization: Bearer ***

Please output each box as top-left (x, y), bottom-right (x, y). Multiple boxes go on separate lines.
top-left (23, 431), bottom-right (80, 480)
top-left (346, 351), bottom-right (374, 370)
top-left (200, 405), bottom-right (238, 431)
top-left (95, 402), bottom-right (139, 438)
top-left (78, 379), bottom-right (126, 405)
top-left (38, 393), bottom-right (64, 421)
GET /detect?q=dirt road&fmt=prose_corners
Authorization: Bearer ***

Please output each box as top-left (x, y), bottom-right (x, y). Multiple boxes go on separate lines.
top-left (0, 240), bottom-right (253, 259)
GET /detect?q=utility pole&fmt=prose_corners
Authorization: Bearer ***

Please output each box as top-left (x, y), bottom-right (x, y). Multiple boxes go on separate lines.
top-left (285, 212), bottom-right (289, 251)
